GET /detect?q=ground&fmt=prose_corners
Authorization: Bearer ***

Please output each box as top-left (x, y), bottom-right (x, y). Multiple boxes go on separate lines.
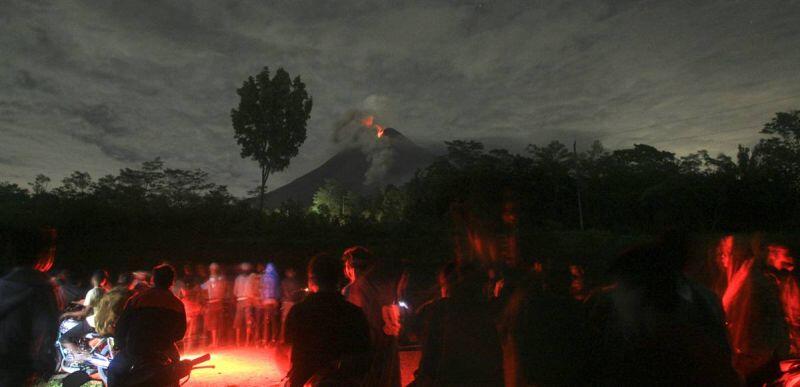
top-left (184, 347), bottom-right (420, 387)
top-left (46, 347), bottom-right (420, 386)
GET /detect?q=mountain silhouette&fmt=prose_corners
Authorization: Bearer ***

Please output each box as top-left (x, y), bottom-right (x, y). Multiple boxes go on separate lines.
top-left (260, 127), bottom-right (434, 208)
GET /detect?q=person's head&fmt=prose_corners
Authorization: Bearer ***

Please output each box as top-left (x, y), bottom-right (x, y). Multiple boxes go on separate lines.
top-left (117, 272), bottom-right (134, 289)
top-left (239, 262), bottom-right (253, 274)
top-left (209, 262), bottom-right (220, 275)
top-left (265, 262), bottom-right (278, 275)
top-left (767, 245), bottom-right (795, 272)
top-left (308, 254), bottom-right (341, 293)
top-left (91, 269), bottom-right (109, 288)
top-left (342, 246), bottom-right (374, 278)
top-left (182, 264), bottom-right (193, 277)
top-left (0, 225), bottom-right (56, 272)
top-left (152, 264), bottom-right (176, 289)
top-left (285, 267), bottom-right (296, 278)
top-left (194, 263), bottom-right (208, 278)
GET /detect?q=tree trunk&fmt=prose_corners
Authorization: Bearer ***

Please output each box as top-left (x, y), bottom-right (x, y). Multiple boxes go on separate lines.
top-left (258, 165), bottom-right (270, 212)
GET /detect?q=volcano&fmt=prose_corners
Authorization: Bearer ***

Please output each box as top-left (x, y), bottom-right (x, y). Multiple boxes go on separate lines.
top-left (260, 127), bottom-right (434, 208)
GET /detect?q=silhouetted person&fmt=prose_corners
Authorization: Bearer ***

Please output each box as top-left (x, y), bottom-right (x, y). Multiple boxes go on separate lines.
top-left (502, 265), bottom-right (590, 387)
top-left (412, 261), bottom-right (504, 386)
top-left (586, 233), bottom-right (739, 386)
top-left (0, 226), bottom-right (59, 386)
top-left (285, 254), bottom-right (371, 387)
top-left (342, 246), bottom-right (402, 387)
top-left (108, 264), bottom-right (186, 386)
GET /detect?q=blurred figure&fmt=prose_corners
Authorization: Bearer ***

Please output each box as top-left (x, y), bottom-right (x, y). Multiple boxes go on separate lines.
top-left (248, 263), bottom-right (264, 346)
top-left (342, 246), bottom-right (402, 387)
top-left (201, 262), bottom-right (227, 348)
top-left (53, 269), bottom-right (84, 309)
top-left (94, 272), bottom-right (136, 337)
top-left (108, 264), bottom-right (186, 386)
top-left (766, 245), bottom-right (799, 357)
top-left (586, 234), bottom-right (739, 386)
top-left (714, 236), bottom-right (790, 384)
top-left (233, 262), bottom-right (255, 347)
top-left (569, 263), bottom-right (589, 301)
top-left (181, 275), bottom-right (204, 353)
top-left (502, 265), bottom-right (589, 387)
top-left (260, 262), bottom-right (281, 345)
top-left (131, 271), bottom-right (151, 292)
top-left (60, 269), bottom-right (110, 349)
top-left (280, 267), bottom-right (303, 343)
top-left (285, 254), bottom-right (371, 387)
top-left (0, 226), bottom-right (59, 386)
top-left (412, 262), bottom-right (503, 386)
top-left (194, 263), bottom-right (208, 282)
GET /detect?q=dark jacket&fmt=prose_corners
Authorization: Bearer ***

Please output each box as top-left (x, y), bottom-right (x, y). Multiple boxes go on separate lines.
top-left (587, 278), bottom-right (739, 386)
top-left (115, 287), bottom-right (186, 359)
top-left (415, 297), bottom-right (504, 386)
top-left (285, 291), bottom-right (371, 387)
top-left (0, 267), bottom-right (59, 386)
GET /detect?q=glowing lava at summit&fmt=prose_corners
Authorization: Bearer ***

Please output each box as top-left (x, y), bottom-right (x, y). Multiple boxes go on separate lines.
top-left (361, 115), bottom-right (385, 138)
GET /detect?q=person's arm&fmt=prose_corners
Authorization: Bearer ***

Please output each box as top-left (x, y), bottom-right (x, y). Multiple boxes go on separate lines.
top-left (60, 306), bottom-right (90, 320)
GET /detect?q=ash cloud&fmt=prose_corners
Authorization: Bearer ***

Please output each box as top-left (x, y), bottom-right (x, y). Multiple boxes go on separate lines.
top-left (331, 108), bottom-right (396, 186)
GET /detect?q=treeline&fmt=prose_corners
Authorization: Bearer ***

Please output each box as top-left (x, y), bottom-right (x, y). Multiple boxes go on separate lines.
top-left (1, 110), bottom-right (798, 270)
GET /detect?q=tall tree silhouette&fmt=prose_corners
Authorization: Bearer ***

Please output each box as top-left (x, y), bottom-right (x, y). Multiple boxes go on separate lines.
top-left (231, 67), bottom-right (313, 211)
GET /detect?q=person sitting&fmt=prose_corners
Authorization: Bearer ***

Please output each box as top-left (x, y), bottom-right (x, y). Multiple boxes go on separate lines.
top-left (107, 264), bottom-right (186, 386)
top-left (94, 272), bottom-right (136, 337)
top-left (285, 254), bottom-right (372, 387)
top-left (60, 269), bottom-right (110, 351)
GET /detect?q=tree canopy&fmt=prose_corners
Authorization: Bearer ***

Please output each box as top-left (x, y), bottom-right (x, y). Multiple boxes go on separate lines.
top-left (231, 67), bottom-right (313, 211)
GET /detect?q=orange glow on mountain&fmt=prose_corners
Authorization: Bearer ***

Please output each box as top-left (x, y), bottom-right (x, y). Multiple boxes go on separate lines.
top-left (361, 115), bottom-right (385, 138)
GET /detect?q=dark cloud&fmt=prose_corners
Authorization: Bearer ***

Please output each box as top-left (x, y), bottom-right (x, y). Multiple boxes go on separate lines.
top-left (0, 0), bottom-right (799, 195)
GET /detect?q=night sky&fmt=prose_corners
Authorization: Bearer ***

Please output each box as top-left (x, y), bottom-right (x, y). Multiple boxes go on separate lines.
top-left (2, 0), bottom-right (799, 196)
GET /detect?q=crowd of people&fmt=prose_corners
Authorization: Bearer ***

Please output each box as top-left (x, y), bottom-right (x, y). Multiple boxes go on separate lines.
top-left (1, 226), bottom-right (799, 386)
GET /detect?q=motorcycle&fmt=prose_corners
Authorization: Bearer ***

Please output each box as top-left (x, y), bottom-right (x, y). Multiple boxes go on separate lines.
top-left (56, 317), bottom-right (113, 378)
top-left (108, 353), bottom-right (212, 387)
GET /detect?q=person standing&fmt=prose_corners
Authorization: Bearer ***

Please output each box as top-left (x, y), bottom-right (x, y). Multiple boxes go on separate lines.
top-left (342, 246), bottom-right (402, 387)
top-left (412, 262), bottom-right (504, 387)
top-left (285, 254), bottom-right (372, 387)
top-left (260, 262), bottom-right (281, 345)
top-left (0, 226), bottom-right (59, 386)
top-left (280, 267), bottom-right (303, 343)
top-left (201, 262), bottom-right (227, 348)
top-left (233, 262), bottom-right (254, 347)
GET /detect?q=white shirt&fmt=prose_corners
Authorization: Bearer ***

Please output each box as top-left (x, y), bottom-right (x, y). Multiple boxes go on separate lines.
top-left (83, 287), bottom-right (103, 328)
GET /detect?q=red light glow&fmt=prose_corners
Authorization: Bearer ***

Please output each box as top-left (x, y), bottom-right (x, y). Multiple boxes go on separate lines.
top-left (360, 115), bottom-right (385, 138)
top-left (181, 348), bottom-right (287, 386)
